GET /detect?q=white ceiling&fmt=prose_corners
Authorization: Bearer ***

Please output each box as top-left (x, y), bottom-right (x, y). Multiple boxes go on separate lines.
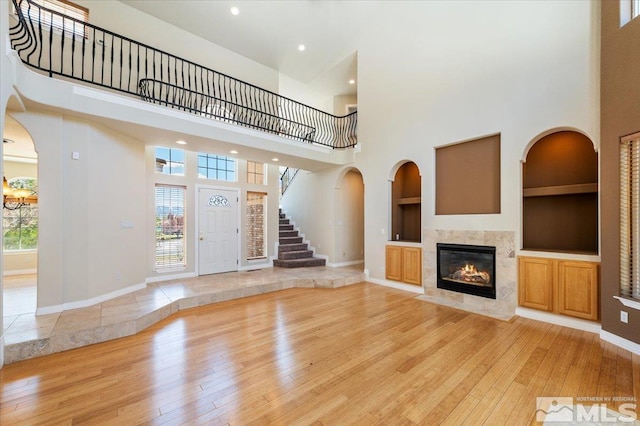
top-left (118, 0), bottom-right (361, 97)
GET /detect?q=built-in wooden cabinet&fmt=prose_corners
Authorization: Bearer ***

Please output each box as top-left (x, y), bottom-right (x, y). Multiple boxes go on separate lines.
top-left (386, 245), bottom-right (422, 286)
top-left (385, 245), bottom-right (403, 282)
top-left (518, 256), bottom-right (599, 321)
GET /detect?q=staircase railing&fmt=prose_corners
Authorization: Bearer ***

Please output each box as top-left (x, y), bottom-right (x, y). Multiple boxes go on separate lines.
top-left (280, 167), bottom-right (299, 196)
top-left (8, 0), bottom-right (357, 149)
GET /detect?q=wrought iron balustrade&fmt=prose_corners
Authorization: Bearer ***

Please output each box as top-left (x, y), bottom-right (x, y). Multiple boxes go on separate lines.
top-left (8, 0), bottom-right (357, 149)
top-left (280, 167), bottom-right (299, 196)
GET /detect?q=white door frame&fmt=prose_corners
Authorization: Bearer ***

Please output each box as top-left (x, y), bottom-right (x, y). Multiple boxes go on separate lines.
top-left (195, 184), bottom-right (241, 275)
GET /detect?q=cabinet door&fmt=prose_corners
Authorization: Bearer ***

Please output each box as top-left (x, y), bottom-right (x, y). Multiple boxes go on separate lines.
top-left (518, 257), bottom-right (553, 311)
top-left (402, 247), bottom-right (422, 285)
top-left (557, 261), bottom-right (599, 321)
top-left (386, 245), bottom-right (403, 281)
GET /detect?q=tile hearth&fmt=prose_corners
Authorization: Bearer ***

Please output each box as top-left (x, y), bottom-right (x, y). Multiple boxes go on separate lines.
top-left (2, 266), bottom-right (364, 364)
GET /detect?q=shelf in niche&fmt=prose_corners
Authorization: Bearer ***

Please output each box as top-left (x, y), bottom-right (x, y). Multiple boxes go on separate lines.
top-left (523, 183), bottom-right (597, 198)
top-left (397, 197), bottom-right (421, 205)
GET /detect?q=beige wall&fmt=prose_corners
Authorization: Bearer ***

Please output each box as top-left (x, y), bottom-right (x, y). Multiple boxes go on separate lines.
top-left (601, 2), bottom-right (640, 344)
top-left (283, 2), bottom-right (600, 290)
top-left (333, 95), bottom-right (357, 116)
top-left (4, 160), bottom-right (36, 179)
top-left (8, 109), bottom-right (147, 309)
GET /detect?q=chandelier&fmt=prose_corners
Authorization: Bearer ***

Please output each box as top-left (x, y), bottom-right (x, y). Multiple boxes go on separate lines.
top-left (3, 177), bottom-right (37, 210)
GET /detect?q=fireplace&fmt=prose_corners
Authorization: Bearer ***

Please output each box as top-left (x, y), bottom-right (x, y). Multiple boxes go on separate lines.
top-left (436, 243), bottom-right (496, 299)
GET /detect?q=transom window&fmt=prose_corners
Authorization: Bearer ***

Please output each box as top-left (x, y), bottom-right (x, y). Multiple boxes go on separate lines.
top-left (155, 185), bottom-right (186, 270)
top-left (198, 153), bottom-right (236, 181)
top-left (247, 161), bottom-right (265, 185)
top-left (155, 147), bottom-right (184, 176)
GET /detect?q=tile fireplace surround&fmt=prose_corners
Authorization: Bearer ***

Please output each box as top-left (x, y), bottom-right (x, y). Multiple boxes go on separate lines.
top-left (421, 230), bottom-right (516, 320)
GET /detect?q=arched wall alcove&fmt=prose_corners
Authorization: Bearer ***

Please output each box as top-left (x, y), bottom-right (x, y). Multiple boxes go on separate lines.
top-left (522, 130), bottom-right (598, 253)
top-left (334, 167), bottom-right (365, 264)
top-left (390, 161), bottom-right (421, 242)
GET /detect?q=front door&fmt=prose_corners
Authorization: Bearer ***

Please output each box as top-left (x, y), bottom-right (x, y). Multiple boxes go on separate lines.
top-left (198, 188), bottom-right (238, 275)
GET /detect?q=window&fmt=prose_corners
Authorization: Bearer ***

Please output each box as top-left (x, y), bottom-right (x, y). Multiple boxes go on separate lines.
top-left (247, 161), bottom-right (265, 185)
top-left (155, 147), bottom-right (184, 176)
top-left (198, 153), bottom-right (236, 181)
top-left (246, 192), bottom-right (266, 259)
top-left (18, 0), bottom-right (89, 38)
top-left (155, 185), bottom-right (186, 269)
top-left (3, 177), bottom-right (38, 251)
top-left (620, 136), bottom-right (640, 300)
top-left (634, 0), bottom-right (640, 19)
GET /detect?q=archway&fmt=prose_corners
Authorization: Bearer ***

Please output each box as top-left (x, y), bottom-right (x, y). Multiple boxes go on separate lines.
top-left (335, 168), bottom-right (364, 265)
top-left (2, 114), bottom-right (39, 322)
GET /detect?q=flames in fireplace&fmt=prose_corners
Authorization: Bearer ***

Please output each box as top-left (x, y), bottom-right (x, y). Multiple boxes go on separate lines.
top-left (446, 263), bottom-right (491, 287)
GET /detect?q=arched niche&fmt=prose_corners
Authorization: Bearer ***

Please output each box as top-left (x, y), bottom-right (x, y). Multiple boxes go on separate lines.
top-left (391, 161), bottom-right (421, 242)
top-left (335, 167), bottom-right (365, 263)
top-left (522, 130), bottom-right (598, 253)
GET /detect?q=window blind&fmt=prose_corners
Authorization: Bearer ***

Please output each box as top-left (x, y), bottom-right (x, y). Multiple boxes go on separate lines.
top-left (19, 0), bottom-right (89, 38)
top-left (620, 137), bottom-right (640, 299)
top-left (155, 185), bottom-right (186, 269)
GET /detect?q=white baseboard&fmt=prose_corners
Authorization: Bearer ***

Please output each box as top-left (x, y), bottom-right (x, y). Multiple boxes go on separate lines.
top-left (3, 268), bottom-right (37, 276)
top-left (515, 307), bottom-right (601, 334)
top-left (36, 282), bottom-right (147, 315)
top-left (145, 271), bottom-right (197, 284)
top-left (600, 330), bottom-right (640, 355)
top-left (328, 260), bottom-right (364, 267)
top-left (366, 276), bottom-right (424, 294)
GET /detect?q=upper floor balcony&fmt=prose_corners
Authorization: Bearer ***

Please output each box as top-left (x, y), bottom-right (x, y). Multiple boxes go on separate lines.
top-left (7, 0), bottom-right (357, 167)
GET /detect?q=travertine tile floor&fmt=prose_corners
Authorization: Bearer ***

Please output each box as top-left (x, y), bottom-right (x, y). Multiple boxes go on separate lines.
top-left (2, 266), bottom-right (364, 364)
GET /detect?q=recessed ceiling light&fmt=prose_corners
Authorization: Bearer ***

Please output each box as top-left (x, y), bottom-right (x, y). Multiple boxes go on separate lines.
top-left (176, 140), bottom-right (187, 145)
top-left (230, 150), bottom-right (238, 154)
top-left (349, 79), bottom-right (355, 85)
top-left (272, 158), bottom-right (279, 162)
top-left (298, 44), bottom-right (306, 52)
top-left (230, 6), bottom-right (239, 15)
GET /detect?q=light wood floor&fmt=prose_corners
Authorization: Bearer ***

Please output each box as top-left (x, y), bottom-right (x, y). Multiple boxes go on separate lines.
top-left (0, 283), bottom-right (638, 425)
